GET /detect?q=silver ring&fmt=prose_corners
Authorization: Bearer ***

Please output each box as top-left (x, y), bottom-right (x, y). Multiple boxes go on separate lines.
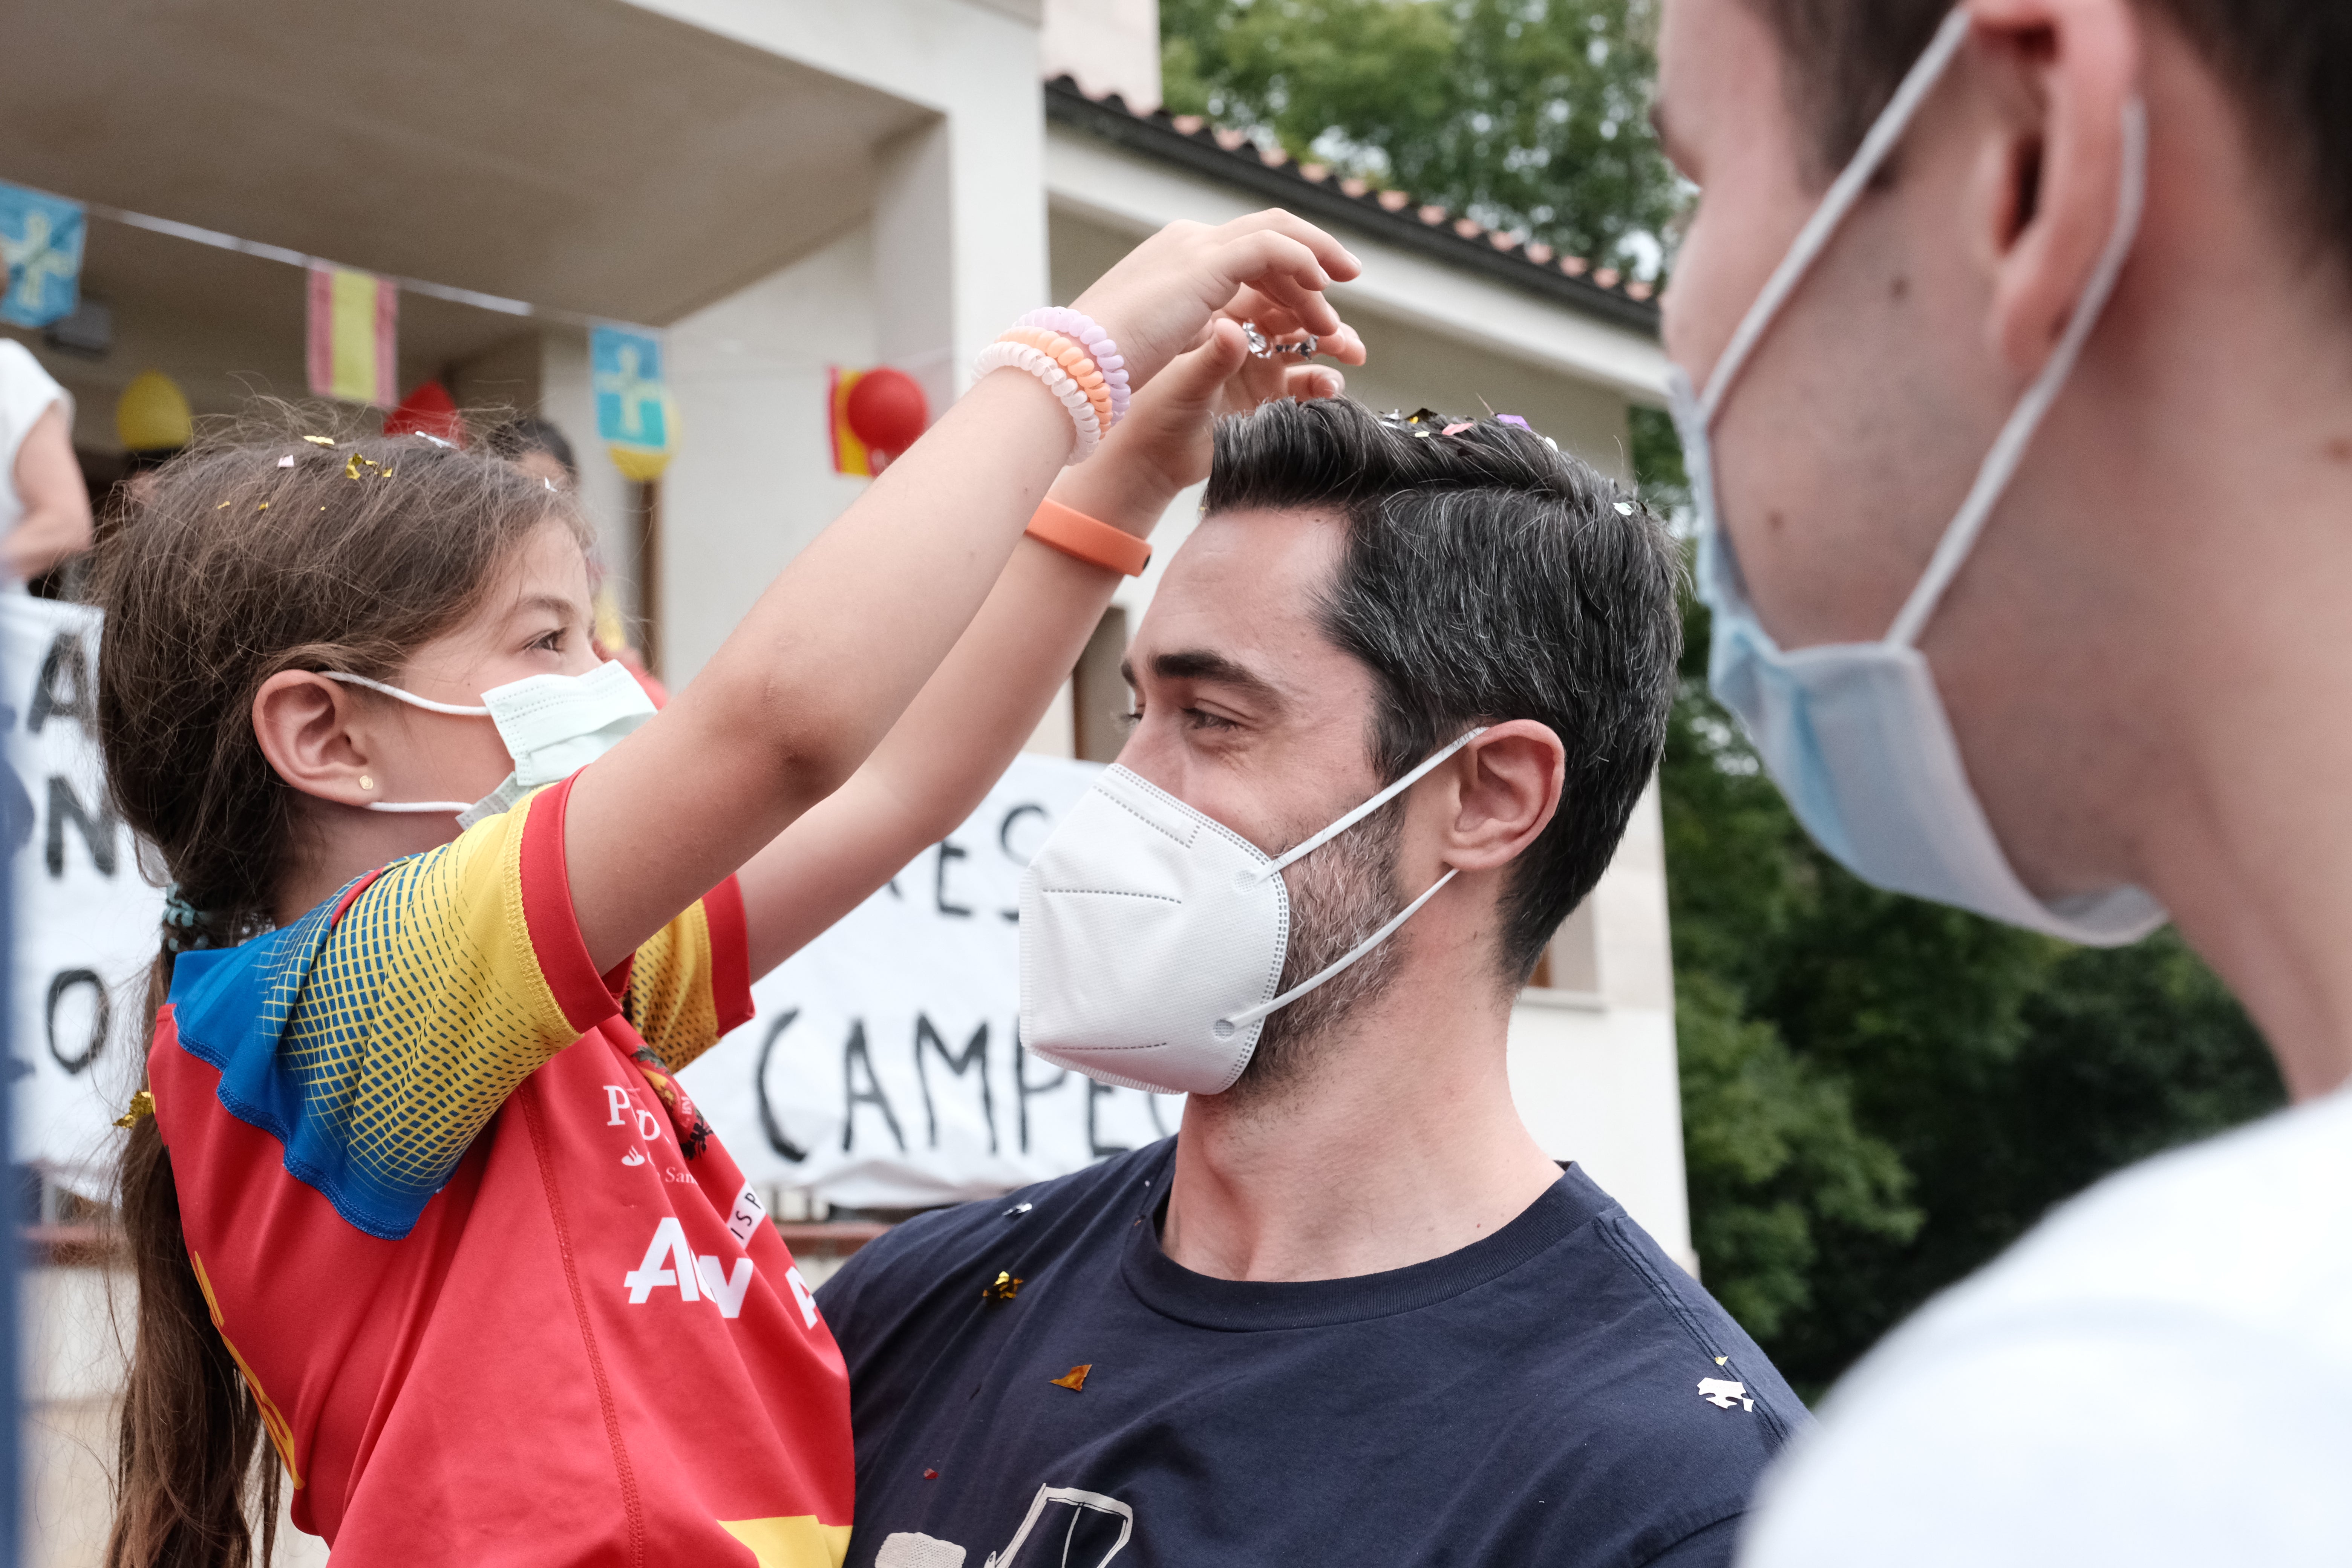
top-left (1242, 322), bottom-right (1319, 360)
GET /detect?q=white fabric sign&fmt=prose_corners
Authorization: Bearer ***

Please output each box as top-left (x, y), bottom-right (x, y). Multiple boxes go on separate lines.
top-left (6, 594), bottom-right (159, 1185)
top-left (5, 600), bottom-right (1168, 1209)
top-left (681, 753), bottom-right (1186, 1210)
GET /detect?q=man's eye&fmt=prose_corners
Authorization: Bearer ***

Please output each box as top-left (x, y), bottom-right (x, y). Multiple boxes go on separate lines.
top-left (1184, 708), bottom-right (1237, 732)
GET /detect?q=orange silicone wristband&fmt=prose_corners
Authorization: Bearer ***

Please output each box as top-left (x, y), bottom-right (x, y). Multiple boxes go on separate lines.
top-left (1027, 498), bottom-right (1152, 577)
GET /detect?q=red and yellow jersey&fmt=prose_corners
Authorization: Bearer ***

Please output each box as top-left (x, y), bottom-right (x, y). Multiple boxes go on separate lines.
top-left (149, 775), bottom-right (853, 1566)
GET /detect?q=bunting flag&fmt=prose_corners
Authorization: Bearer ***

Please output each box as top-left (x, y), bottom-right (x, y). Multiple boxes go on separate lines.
top-left (827, 366), bottom-right (874, 477)
top-left (0, 182), bottom-right (86, 329)
top-left (592, 324), bottom-right (675, 481)
top-left (306, 265), bottom-right (398, 406)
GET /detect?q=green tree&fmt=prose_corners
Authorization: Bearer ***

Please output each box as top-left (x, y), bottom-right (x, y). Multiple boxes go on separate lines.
top-left (1161, 0), bottom-right (1682, 274)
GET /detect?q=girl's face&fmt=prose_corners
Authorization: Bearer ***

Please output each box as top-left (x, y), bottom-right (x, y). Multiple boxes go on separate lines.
top-left (375, 518), bottom-right (601, 821)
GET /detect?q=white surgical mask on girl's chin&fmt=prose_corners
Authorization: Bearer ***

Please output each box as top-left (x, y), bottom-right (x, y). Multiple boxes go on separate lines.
top-left (1017, 728), bottom-right (1486, 1097)
top-left (319, 660), bottom-right (657, 830)
top-left (1666, 8), bottom-right (2165, 948)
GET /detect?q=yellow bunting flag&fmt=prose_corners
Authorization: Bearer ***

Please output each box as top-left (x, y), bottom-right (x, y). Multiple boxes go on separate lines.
top-left (306, 266), bottom-right (397, 406)
top-left (828, 366), bottom-right (874, 477)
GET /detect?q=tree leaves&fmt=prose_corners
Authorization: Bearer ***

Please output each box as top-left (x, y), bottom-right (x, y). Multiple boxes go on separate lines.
top-left (1162, 0), bottom-right (1685, 273)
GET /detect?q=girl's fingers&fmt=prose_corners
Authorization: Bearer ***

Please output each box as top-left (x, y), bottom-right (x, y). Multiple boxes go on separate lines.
top-left (1282, 364), bottom-right (1346, 402)
top-left (1210, 232), bottom-right (1343, 335)
top-left (1214, 209), bottom-right (1364, 284)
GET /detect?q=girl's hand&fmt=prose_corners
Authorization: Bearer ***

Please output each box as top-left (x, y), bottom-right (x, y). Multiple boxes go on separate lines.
top-left (1069, 211), bottom-right (1363, 392)
top-left (1048, 312), bottom-right (1366, 530)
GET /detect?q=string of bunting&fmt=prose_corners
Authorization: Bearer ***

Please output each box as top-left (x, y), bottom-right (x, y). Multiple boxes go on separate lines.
top-left (2, 175), bottom-right (679, 478)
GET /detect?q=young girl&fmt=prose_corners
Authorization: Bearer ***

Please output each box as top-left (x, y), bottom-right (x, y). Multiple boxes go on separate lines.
top-left (95, 214), bottom-right (1363, 1567)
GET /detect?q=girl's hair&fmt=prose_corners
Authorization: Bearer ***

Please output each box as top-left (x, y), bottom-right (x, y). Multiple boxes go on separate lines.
top-left (93, 410), bottom-right (590, 1566)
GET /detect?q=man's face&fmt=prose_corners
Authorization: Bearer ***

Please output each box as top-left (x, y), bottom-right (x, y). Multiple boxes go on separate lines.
top-left (1118, 507), bottom-right (1413, 1095)
top-left (1655, 0), bottom-right (2012, 651)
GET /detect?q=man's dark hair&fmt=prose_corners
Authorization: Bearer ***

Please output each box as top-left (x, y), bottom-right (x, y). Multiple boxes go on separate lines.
top-left (1204, 398), bottom-right (1682, 982)
top-left (486, 415), bottom-right (579, 479)
top-left (1749, 0), bottom-right (2352, 268)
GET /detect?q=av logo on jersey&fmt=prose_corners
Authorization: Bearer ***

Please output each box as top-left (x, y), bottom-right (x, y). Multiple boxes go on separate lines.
top-left (622, 1217), bottom-right (755, 1319)
top-left (875, 1485), bottom-right (1134, 1568)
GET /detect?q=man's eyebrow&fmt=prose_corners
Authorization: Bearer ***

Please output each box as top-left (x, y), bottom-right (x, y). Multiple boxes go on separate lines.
top-left (1140, 648), bottom-right (1285, 705)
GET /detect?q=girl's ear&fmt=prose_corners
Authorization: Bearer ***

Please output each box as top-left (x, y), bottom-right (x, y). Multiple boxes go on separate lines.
top-left (252, 672), bottom-right (377, 808)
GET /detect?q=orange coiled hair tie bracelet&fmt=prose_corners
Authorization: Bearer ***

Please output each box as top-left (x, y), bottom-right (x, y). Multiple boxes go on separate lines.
top-left (973, 308), bottom-right (1129, 464)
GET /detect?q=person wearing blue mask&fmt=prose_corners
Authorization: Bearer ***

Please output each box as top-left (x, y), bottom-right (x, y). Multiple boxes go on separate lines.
top-left (1650, 1), bottom-right (2352, 1563)
top-left (818, 397), bottom-right (1805, 1568)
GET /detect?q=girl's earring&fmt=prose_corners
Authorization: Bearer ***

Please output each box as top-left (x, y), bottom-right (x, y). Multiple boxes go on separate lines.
top-left (359, 775), bottom-right (376, 792)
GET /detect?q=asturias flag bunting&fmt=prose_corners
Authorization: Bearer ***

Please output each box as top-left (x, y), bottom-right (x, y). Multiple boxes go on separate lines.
top-left (0, 182), bottom-right (87, 329)
top-left (306, 266), bottom-right (398, 406)
top-left (592, 324), bottom-right (675, 482)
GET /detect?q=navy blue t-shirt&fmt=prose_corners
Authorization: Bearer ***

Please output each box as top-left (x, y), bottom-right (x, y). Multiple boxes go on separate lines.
top-left (818, 1140), bottom-right (1804, 1568)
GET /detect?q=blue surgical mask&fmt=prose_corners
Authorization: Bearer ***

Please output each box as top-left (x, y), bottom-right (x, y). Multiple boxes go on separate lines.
top-left (322, 659), bottom-right (656, 829)
top-left (1666, 8), bottom-right (2165, 946)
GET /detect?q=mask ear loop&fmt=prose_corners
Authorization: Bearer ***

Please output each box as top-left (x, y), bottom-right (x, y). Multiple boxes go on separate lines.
top-left (1216, 867), bottom-right (1461, 1038)
top-left (318, 670), bottom-right (492, 716)
top-left (1217, 726), bottom-right (1490, 1038)
top-left (1253, 726), bottom-right (1489, 882)
top-left (1885, 98), bottom-right (2148, 649)
top-left (1698, 7), bottom-right (1974, 424)
top-left (315, 671), bottom-right (491, 814)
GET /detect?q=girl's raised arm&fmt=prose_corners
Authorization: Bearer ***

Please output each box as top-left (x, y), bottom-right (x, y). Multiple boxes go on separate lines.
top-left (560, 213), bottom-right (1361, 971)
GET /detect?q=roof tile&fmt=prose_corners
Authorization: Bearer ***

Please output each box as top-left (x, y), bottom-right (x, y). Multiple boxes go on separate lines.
top-left (1040, 76), bottom-right (1658, 326)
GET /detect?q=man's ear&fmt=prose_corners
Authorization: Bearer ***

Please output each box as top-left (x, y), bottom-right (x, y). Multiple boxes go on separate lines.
top-left (1437, 721), bottom-right (1566, 873)
top-left (252, 672), bottom-right (378, 809)
top-left (1968, 0), bottom-right (2141, 373)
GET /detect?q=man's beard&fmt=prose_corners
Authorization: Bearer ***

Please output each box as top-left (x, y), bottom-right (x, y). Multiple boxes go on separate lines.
top-left (1223, 796), bottom-right (1408, 1107)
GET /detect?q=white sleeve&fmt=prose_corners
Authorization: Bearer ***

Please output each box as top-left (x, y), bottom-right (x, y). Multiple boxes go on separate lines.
top-left (1736, 1311), bottom-right (2350, 1568)
top-left (0, 340), bottom-right (72, 522)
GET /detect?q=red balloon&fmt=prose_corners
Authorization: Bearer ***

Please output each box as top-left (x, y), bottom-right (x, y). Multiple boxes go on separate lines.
top-left (385, 380), bottom-right (464, 446)
top-left (845, 368), bottom-right (929, 459)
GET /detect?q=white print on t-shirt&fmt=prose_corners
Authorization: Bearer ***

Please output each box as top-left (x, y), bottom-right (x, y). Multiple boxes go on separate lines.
top-left (1697, 1377), bottom-right (1754, 1412)
top-left (726, 1181), bottom-right (766, 1247)
top-left (786, 1266), bottom-right (819, 1329)
top-left (603, 1083), bottom-right (665, 1144)
top-left (876, 1484), bottom-right (1135, 1568)
top-left (622, 1217), bottom-right (755, 1319)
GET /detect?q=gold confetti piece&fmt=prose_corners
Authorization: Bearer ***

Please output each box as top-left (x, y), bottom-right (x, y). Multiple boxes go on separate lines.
top-left (1048, 1364), bottom-right (1092, 1392)
top-left (214, 501), bottom-right (230, 510)
top-left (256, 501), bottom-right (269, 510)
top-left (345, 454), bottom-right (365, 479)
top-left (1714, 1356), bottom-right (1727, 1367)
top-left (982, 1271), bottom-right (1023, 1303)
top-left (302, 435), bottom-right (336, 447)
top-left (113, 1089), bottom-right (155, 1128)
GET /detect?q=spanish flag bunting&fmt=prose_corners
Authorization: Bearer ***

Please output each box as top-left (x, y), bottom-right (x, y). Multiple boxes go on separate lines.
top-left (306, 266), bottom-right (398, 406)
top-left (828, 366), bottom-right (874, 477)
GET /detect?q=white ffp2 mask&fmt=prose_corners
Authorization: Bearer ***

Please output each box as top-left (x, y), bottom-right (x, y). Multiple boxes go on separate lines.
top-left (1018, 730), bottom-right (1483, 1096)
top-left (322, 659), bottom-right (656, 828)
top-left (1667, 9), bottom-right (2165, 946)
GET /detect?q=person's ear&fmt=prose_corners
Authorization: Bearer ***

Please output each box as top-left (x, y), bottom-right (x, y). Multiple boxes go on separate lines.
top-left (1435, 721), bottom-right (1566, 873)
top-left (251, 672), bottom-right (380, 809)
top-left (1968, 0), bottom-right (2141, 374)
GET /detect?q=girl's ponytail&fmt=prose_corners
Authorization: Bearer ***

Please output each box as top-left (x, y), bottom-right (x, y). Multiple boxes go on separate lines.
top-left (92, 410), bottom-right (591, 1564)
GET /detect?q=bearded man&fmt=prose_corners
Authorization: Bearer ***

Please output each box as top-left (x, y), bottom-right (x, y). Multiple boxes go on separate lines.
top-left (817, 397), bottom-right (1803, 1568)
